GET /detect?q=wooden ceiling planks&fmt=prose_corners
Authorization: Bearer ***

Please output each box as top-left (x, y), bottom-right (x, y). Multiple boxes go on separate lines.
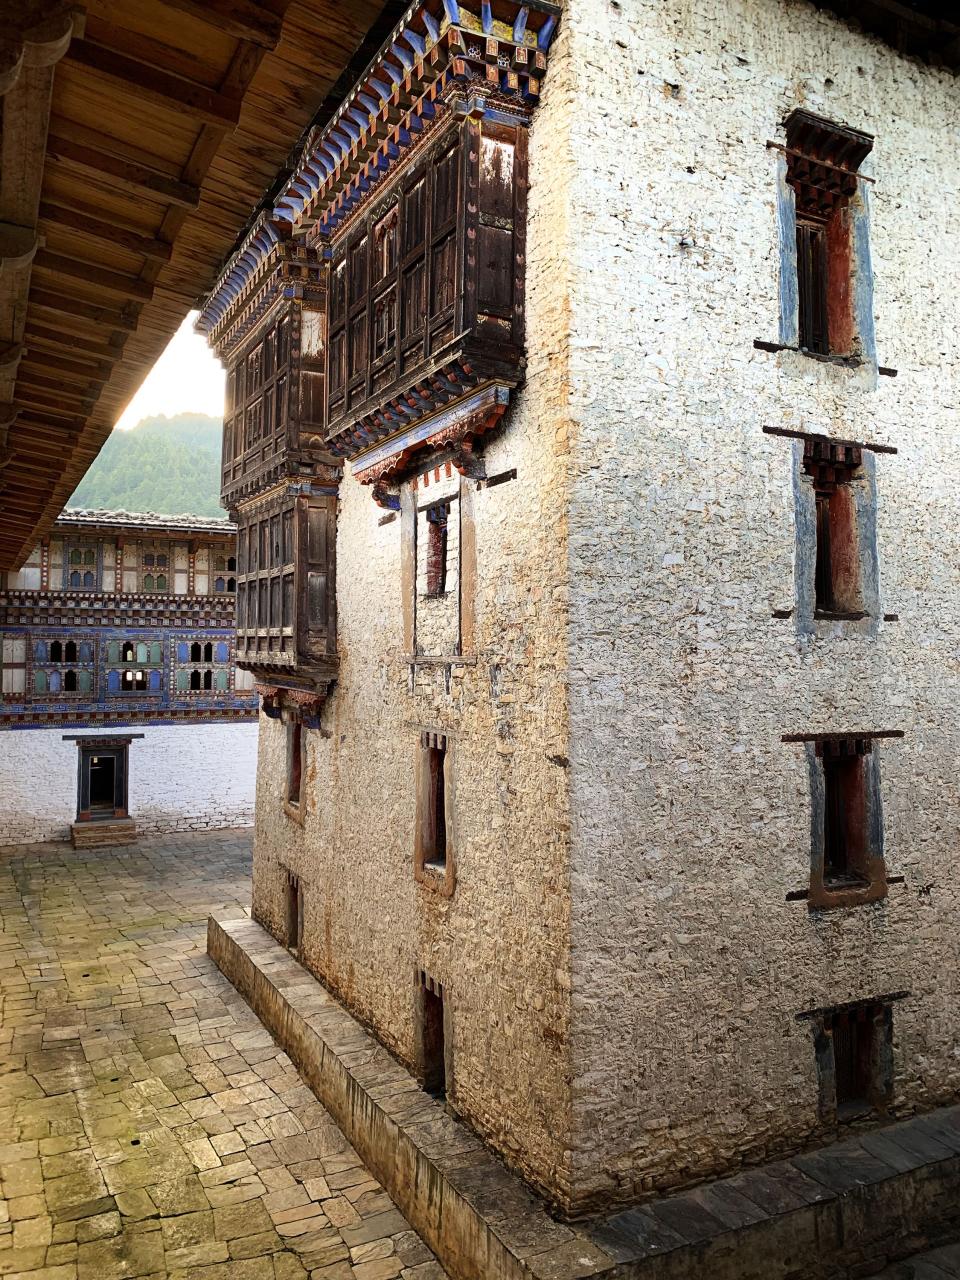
top-left (0, 0), bottom-right (391, 570)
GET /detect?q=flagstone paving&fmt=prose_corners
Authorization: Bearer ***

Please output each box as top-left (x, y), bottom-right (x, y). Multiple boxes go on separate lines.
top-left (0, 829), bottom-right (447, 1280)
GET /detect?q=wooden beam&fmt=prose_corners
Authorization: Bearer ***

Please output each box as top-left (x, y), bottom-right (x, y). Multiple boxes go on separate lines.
top-left (18, 361), bottom-right (107, 393)
top-left (47, 136), bottom-right (201, 209)
top-left (18, 372), bottom-right (106, 403)
top-left (65, 37), bottom-right (243, 129)
top-left (38, 201), bottom-right (174, 263)
top-left (30, 289), bottom-right (139, 332)
top-left (33, 249), bottom-right (155, 302)
top-left (24, 324), bottom-right (128, 361)
top-left (16, 375), bottom-right (99, 405)
top-left (16, 410), bottom-right (86, 432)
top-left (22, 348), bottom-right (114, 380)
top-left (15, 390), bottom-right (96, 417)
top-left (155, 0), bottom-right (285, 51)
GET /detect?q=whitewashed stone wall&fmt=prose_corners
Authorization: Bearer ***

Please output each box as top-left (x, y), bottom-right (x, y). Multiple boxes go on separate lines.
top-left (0, 722), bottom-right (258, 845)
top-left (563, 0), bottom-right (960, 1210)
top-left (251, 13), bottom-right (580, 1208)
top-left (250, 0), bottom-right (960, 1217)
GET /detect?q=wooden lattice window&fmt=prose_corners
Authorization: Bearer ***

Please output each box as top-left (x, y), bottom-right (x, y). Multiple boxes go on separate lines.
top-left (785, 110), bottom-right (873, 357)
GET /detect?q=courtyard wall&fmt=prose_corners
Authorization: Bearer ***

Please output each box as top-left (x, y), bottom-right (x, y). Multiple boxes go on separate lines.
top-left (0, 722), bottom-right (258, 844)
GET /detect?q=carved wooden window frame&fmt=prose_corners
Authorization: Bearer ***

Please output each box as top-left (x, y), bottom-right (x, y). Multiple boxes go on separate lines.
top-left (783, 109), bottom-right (873, 359)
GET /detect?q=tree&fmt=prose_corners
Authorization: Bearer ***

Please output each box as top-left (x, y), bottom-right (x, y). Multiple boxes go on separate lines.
top-left (70, 413), bottom-right (225, 517)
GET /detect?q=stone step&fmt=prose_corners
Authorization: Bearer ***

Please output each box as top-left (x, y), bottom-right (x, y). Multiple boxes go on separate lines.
top-left (71, 818), bottom-right (137, 848)
top-left (208, 914), bottom-right (960, 1280)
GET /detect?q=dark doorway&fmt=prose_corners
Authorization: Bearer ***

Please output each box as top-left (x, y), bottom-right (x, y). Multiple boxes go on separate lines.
top-left (69, 735), bottom-right (140, 825)
top-left (419, 976), bottom-right (446, 1098)
top-left (89, 756), bottom-right (115, 811)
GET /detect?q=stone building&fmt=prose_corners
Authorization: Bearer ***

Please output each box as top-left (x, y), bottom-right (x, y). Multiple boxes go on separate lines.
top-left (0, 508), bottom-right (258, 845)
top-left (197, 0), bottom-right (960, 1219)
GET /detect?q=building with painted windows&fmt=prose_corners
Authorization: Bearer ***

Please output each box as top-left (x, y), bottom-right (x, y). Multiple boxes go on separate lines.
top-left (0, 508), bottom-right (258, 845)
top-left (195, 0), bottom-right (959, 1228)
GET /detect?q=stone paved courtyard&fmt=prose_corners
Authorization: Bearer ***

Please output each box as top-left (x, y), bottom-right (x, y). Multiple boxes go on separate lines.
top-left (0, 828), bottom-right (447, 1280)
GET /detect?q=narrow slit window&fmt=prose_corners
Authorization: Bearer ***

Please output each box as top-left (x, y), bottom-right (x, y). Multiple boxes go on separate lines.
top-left (285, 874), bottom-right (301, 955)
top-left (822, 748), bottom-right (868, 887)
top-left (287, 720), bottom-right (303, 807)
top-left (425, 503), bottom-right (449, 597)
top-left (418, 972), bottom-right (447, 1099)
top-left (425, 744), bottom-right (446, 867)
top-left (796, 218), bottom-right (829, 355)
top-left (804, 439), bottom-right (863, 618)
top-left (784, 110), bottom-right (873, 358)
top-left (816, 1001), bottom-right (892, 1122)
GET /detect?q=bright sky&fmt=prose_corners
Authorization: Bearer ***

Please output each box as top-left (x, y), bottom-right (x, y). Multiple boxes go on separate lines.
top-left (115, 311), bottom-right (225, 430)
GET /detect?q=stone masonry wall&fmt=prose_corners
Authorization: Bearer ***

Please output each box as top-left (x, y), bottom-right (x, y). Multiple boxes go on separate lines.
top-left (0, 722), bottom-right (258, 844)
top-left (250, 19), bottom-right (582, 1208)
top-left (563, 0), bottom-right (960, 1211)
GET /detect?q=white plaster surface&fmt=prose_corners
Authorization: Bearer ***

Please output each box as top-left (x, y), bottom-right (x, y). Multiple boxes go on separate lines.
top-left (0, 722), bottom-right (258, 845)
top-left (560, 0), bottom-right (960, 1211)
top-left (247, 0), bottom-right (960, 1218)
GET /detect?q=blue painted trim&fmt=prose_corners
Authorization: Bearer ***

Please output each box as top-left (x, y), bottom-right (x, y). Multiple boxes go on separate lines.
top-left (538, 14), bottom-right (556, 49)
top-left (852, 182), bottom-right (877, 367)
top-left (776, 153), bottom-right (799, 348)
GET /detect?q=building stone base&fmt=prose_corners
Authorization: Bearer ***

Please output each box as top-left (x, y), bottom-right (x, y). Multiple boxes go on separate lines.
top-left (208, 914), bottom-right (960, 1280)
top-left (71, 818), bottom-right (137, 848)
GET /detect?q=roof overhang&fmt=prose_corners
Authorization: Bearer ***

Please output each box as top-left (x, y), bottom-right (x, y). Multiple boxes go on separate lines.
top-left (0, 0), bottom-right (407, 571)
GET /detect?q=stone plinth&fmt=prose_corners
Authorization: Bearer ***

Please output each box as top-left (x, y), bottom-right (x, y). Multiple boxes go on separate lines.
top-left (209, 913), bottom-right (960, 1280)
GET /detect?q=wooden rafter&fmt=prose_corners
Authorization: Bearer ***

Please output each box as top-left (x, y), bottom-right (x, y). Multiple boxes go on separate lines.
top-left (46, 135), bottom-right (202, 208)
top-left (155, 0), bottom-right (285, 50)
top-left (29, 289), bottom-right (139, 332)
top-left (65, 37), bottom-right (243, 129)
top-left (38, 201), bottom-right (174, 262)
top-left (22, 349), bottom-right (114, 379)
top-left (24, 324), bottom-right (127, 360)
top-left (33, 249), bottom-right (156, 302)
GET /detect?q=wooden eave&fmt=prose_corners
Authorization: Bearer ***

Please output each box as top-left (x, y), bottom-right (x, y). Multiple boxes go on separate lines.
top-left (809, 1), bottom-right (960, 69)
top-left (0, 0), bottom-right (399, 571)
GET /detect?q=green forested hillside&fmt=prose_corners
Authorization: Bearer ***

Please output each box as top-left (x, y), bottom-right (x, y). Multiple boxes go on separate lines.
top-left (70, 413), bottom-right (224, 517)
